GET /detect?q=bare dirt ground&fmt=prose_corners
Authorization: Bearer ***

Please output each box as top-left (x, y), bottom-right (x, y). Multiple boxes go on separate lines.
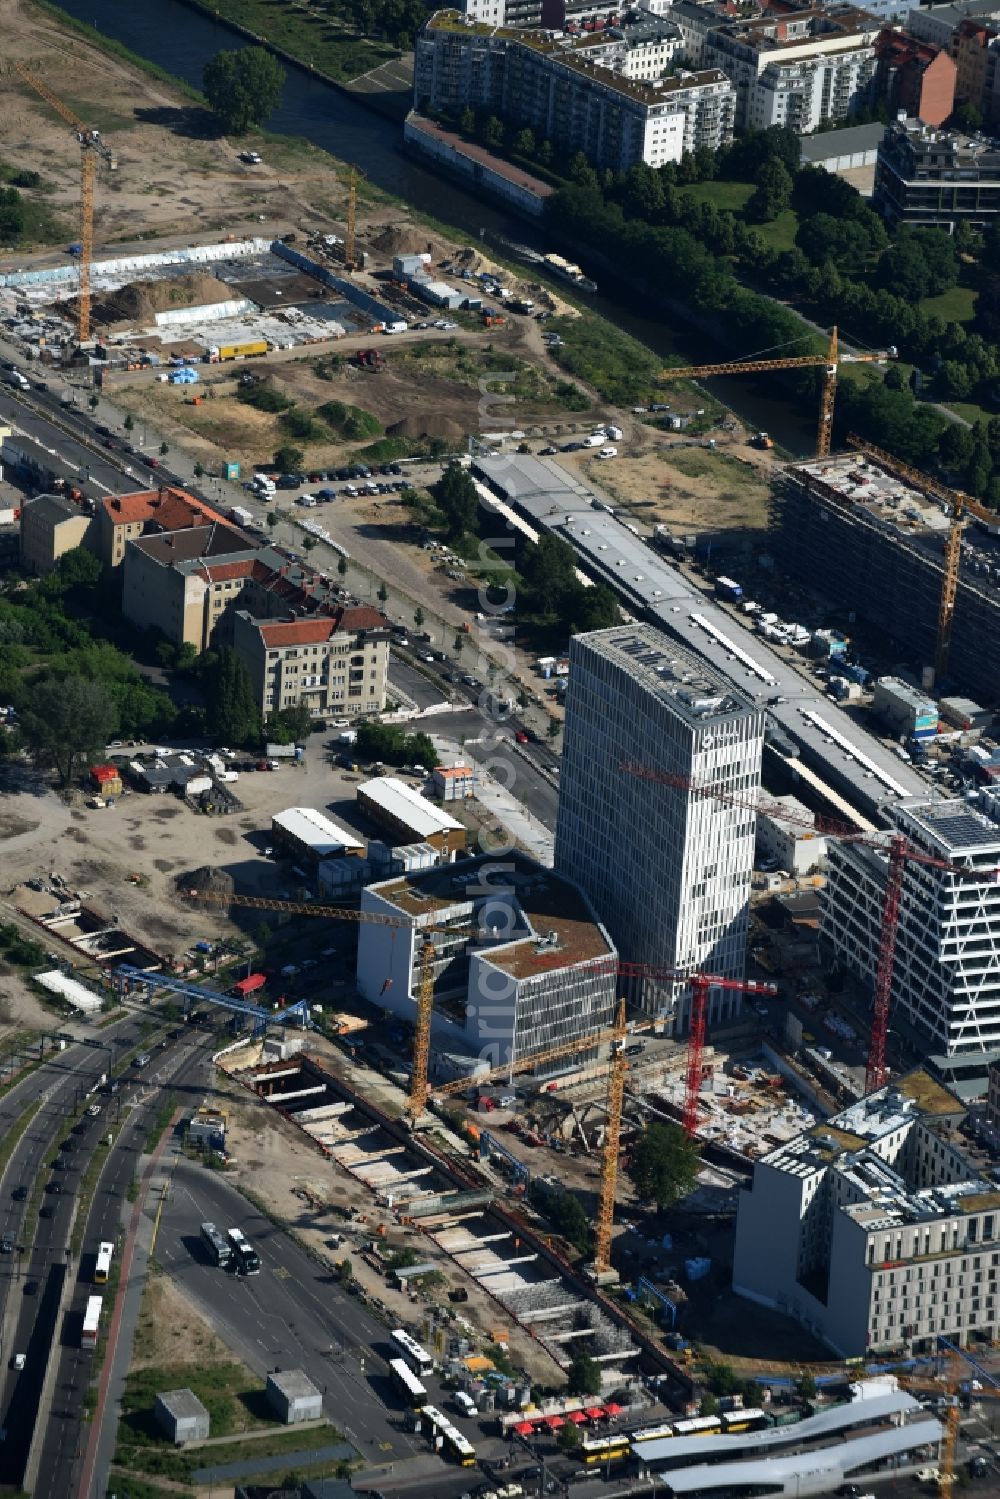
top-left (132, 1268), bottom-right (239, 1372)
top-left (111, 316), bottom-right (602, 476)
top-left (555, 435), bottom-right (775, 538)
top-left (0, 0), bottom-right (312, 253)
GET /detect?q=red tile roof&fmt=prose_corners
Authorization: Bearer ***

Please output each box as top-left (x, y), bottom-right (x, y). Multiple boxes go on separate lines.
top-left (256, 605), bottom-right (389, 648)
top-left (258, 618), bottom-right (339, 648)
top-left (90, 765), bottom-right (119, 782)
top-left (195, 559), bottom-right (258, 584)
top-left (100, 486), bottom-right (228, 529)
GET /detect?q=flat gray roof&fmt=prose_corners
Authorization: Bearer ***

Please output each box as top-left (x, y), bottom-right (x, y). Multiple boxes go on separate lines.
top-left (658, 1417), bottom-right (943, 1495)
top-left (800, 122), bottom-right (886, 161)
top-left (268, 1368), bottom-right (321, 1401)
top-left (473, 453), bottom-right (933, 822)
top-left (156, 1388), bottom-right (209, 1420)
top-left (575, 623), bottom-right (758, 729)
top-left (633, 1389), bottom-right (921, 1464)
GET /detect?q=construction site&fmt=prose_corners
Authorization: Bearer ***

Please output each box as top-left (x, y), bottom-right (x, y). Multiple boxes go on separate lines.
top-left (773, 449), bottom-right (1000, 704)
top-left (228, 1046), bottom-right (664, 1393)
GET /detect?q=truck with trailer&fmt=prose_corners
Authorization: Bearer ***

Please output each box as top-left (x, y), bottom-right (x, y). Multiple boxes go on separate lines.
top-left (228, 505), bottom-right (255, 529)
top-left (206, 340), bottom-right (268, 363)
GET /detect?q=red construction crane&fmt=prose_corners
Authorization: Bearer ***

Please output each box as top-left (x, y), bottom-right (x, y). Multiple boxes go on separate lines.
top-left (620, 763), bottom-right (998, 1093)
top-left (615, 960), bottom-right (778, 1138)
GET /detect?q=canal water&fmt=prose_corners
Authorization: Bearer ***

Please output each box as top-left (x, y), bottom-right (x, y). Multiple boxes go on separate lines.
top-left (52, 0), bottom-right (815, 451)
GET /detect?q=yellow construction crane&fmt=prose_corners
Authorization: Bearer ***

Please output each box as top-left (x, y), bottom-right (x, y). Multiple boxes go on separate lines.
top-left (659, 327), bottom-right (897, 459)
top-left (845, 434), bottom-right (999, 683)
top-left (186, 888), bottom-right (772, 1279)
top-left (344, 169), bottom-right (359, 273)
top-left (184, 886), bottom-right (470, 1124)
top-left (14, 62), bottom-right (117, 344)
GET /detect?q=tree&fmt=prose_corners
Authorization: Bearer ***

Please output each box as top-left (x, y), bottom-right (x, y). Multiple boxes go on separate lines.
top-left (20, 675), bottom-right (117, 786)
top-left (976, 274), bottom-right (1000, 342)
top-left (268, 702), bottom-right (312, 744)
top-left (337, 556), bottom-right (348, 578)
top-left (746, 157), bottom-right (792, 223)
top-left (628, 1120), bottom-right (699, 1209)
top-left (273, 443), bottom-right (304, 473)
top-left (558, 1422), bottom-right (581, 1451)
top-left (204, 647), bottom-right (260, 747)
top-left (123, 413), bottom-right (134, 432)
top-left (567, 1354), bottom-right (602, 1397)
top-left (459, 106), bottom-right (476, 136)
top-left (797, 1372), bottom-right (817, 1400)
top-left (453, 634), bottom-right (464, 653)
top-left (302, 534), bottom-right (317, 553)
top-left (193, 461), bottom-right (204, 479)
top-left (159, 441), bottom-right (169, 457)
top-left (547, 719), bottom-right (560, 740)
top-left (965, 440), bottom-right (993, 498)
top-left (377, 582), bottom-right (389, 603)
top-left (203, 46), bottom-right (286, 136)
top-left (513, 127), bottom-right (536, 159)
top-left (432, 463), bottom-right (478, 541)
top-left (482, 115), bottom-right (505, 149)
top-left (87, 394), bottom-right (99, 412)
top-left (413, 606), bottom-right (425, 630)
top-left (266, 510), bottom-right (279, 531)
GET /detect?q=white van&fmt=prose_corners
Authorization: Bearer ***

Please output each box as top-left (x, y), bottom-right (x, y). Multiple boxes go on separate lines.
top-left (583, 433), bottom-right (605, 448)
top-left (454, 1390), bottom-right (477, 1417)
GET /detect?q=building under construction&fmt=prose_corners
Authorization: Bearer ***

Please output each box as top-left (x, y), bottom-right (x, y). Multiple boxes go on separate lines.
top-left (773, 453), bottom-right (1000, 702)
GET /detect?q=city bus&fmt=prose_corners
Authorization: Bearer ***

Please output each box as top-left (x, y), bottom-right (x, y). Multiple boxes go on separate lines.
top-left (390, 1327), bottom-right (434, 1378)
top-left (200, 1221), bottom-right (233, 1269)
top-left (226, 1226), bottom-right (261, 1274)
top-left (631, 1421), bottom-right (676, 1445)
top-left (417, 1404), bottom-right (476, 1466)
top-left (94, 1241), bottom-right (113, 1285)
top-left (580, 1433), bottom-right (632, 1466)
top-left (390, 1356), bottom-right (428, 1408)
top-left (720, 1408), bottom-right (768, 1434)
top-left (81, 1294), bottom-right (102, 1350)
top-left (671, 1415), bottom-right (722, 1438)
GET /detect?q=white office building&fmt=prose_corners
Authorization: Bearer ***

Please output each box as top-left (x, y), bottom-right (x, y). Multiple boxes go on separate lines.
top-left (356, 853), bottom-right (617, 1072)
top-left (555, 625), bottom-right (764, 1032)
top-left (734, 1070), bottom-right (1000, 1357)
top-left (757, 793), bottom-right (827, 877)
top-left (823, 798), bottom-right (1000, 1061)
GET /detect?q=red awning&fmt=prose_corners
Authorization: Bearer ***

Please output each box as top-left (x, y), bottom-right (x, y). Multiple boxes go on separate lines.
top-left (567, 1410), bottom-right (587, 1424)
top-left (585, 1407), bottom-right (605, 1419)
top-left (544, 1415), bottom-right (565, 1430)
top-left (604, 1402), bottom-right (623, 1416)
top-left (513, 1421), bottom-right (534, 1436)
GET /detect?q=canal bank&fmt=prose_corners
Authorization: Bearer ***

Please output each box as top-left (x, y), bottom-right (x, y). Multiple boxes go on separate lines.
top-left (37, 0), bottom-right (816, 451)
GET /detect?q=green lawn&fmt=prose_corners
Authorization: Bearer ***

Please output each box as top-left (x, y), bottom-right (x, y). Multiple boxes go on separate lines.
top-left (677, 180), bottom-right (799, 252)
top-left (200, 0), bottom-right (399, 83)
top-left (754, 209), bottom-right (799, 254)
top-left (920, 284), bottom-right (978, 324)
top-left (678, 180), bottom-right (754, 213)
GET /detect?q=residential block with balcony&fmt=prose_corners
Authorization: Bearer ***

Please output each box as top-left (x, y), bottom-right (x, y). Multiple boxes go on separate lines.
top-left (415, 11), bottom-right (735, 169)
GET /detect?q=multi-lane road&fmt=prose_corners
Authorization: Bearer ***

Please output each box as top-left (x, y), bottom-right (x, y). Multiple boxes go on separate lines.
top-left (0, 1017), bottom-right (139, 1485)
top-left (32, 1026), bottom-right (218, 1498)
